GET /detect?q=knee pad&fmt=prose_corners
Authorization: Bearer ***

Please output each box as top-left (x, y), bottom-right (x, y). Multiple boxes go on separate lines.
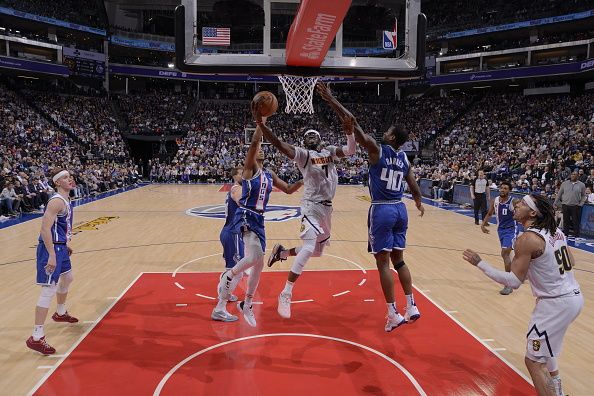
top-left (37, 284), bottom-right (58, 308)
top-left (393, 261), bottom-right (406, 271)
top-left (290, 238), bottom-right (316, 275)
top-left (57, 271), bottom-right (73, 294)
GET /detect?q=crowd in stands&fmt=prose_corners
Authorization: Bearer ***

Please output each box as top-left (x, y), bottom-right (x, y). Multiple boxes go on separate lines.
top-left (423, 0), bottom-right (593, 37)
top-left (27, 92), bottom-right (129, 161)
top-left (116, 91), bottom-right (193, 135)
top-left (0, 0), bottom-right (104, 29)
top-left (417, 92), bottom-right (594, 204)
top-left (0, 86), bottom-right (139, 219)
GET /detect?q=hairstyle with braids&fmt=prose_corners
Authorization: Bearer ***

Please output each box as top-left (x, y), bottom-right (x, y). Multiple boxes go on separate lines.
top-left (529, 194), bottom-right (558, 235)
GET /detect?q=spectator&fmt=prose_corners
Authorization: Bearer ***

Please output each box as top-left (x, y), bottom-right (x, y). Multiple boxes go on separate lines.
top-left (554, 171), bottom-right (587, 238)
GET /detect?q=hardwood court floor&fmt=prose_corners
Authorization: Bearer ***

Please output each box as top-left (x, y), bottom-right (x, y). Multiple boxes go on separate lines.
top-left (0, 184), bottom-right (592, 395)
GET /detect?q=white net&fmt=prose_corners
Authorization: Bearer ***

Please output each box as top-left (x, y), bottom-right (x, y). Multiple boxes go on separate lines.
top-left (278, 75), bottom-right (319, 114)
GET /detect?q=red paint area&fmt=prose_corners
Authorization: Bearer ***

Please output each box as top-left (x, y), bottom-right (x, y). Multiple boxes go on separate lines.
top-left (34, 271), bottom-right (533, 396)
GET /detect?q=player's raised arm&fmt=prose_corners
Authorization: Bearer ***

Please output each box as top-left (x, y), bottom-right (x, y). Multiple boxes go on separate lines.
top-left (269, 170), bottom-right (303, 194)
top-left (315, 83), bottom-right (356, 159)
top-left (244, 102), bottom-right (265, 178)
top-left (252, 98), bottom-right (296, 160)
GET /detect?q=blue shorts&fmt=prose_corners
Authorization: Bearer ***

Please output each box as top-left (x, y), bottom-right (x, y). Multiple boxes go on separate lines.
top-left (220, 226), bottom-right (245, 269)
top-left (498, 227), bottom-right (516, 249)
top-left (36, 243), bottom-right (72, 285)
top-left (231, 208), bottom-right (266, 251)
top-left (367, 203), bottom-right (408, 254)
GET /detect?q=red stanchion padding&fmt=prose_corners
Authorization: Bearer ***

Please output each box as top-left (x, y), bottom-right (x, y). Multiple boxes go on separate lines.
top-left (285, 0), bottom-right (352, 67)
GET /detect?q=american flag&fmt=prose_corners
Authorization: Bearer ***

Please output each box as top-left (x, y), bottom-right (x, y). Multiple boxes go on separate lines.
top-left (202, 27), bottom-right (230, 46)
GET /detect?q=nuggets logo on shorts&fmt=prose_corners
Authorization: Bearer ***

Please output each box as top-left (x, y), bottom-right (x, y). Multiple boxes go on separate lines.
top-left (532, 340), bottom-right (541, 351)
top-left (186, 204), bottom-right (301, 222)
top-left (300, 223), bottom-right (305, 232)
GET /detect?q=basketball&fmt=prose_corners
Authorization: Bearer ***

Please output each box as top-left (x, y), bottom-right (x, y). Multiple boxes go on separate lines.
top-left (252, 91), bottom-right (278, 117)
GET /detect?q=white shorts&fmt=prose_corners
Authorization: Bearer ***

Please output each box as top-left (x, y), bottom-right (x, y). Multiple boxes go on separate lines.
top-left (300, 201), bottom-right (332, 245)
top-left (525, 291), bottom-right (583, 363)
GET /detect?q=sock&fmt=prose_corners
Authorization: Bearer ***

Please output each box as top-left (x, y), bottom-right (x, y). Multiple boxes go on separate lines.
top-left (282, 281), bottom-right (294, 295)
top-left (405, 294), bottom-right (415, 308)
top-left (280, 249), bottom-right (290, 260)
top-left (386, 302), bottom-right (397, 316)
top-left (32, 325), bottom-right (44, 341)
top-left (215, 297), bottom-right (227, 311)
top-left (57, 304), bottom-right (66, 315)
top-left (245, 294), bottom-right (253, 307)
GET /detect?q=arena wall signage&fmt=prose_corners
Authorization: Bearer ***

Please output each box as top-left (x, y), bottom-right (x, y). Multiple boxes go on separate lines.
top-left (0, 56), bottom-right (70, 76)
top-left (431, 57), bottom-right (594, 85)
top-left (109, 64), bottom-right (366, 83)
top-left (442, 10), bottom-right (594, 39)
top-left (110, 36), bottom-right (175, 52)
top-left (0, 6), bottom-right (106, 36)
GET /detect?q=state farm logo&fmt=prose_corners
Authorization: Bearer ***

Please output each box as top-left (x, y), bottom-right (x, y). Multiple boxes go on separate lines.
top-left (299, 13), bottom-right (336, 60)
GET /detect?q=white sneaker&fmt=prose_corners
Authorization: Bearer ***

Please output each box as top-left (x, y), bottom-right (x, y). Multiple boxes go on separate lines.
top-left (404, 305), bottom-right (421, 323)
top-left (211, 308), bottom-right (238, 322)
top-left (385, 313), bottom-right (407, 332)
top-left (277, 292), bottom-right (292, 318)
top-left (238, 301), bottom-right (256, 327)
top-left (551, 376), bottom-right (563, 396)
top-left (217, 270), bottom-right (233, 300)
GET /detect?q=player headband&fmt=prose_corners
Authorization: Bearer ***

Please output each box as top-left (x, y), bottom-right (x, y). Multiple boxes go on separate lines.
top-left (522, 195), bottom-right (542, 218)
top-left (52, 170), bottom-right (70, 183)
top-left (303, 129), bottom-right (321, 138)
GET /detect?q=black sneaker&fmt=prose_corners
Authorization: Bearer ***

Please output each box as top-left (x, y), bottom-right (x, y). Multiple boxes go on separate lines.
top-left (267, 243), bottom-right (286, 267)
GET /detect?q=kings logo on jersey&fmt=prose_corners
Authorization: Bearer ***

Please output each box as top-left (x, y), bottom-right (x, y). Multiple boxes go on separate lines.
top-left (186, 204), bottom-right (301, 222)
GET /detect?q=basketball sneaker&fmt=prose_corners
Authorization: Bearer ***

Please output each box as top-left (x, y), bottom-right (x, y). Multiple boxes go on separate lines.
top-left (217, 270), bottom-right (233, 300)
top-left (26, 336), bottom-right (56, 355)
top-left (385, 313), bottom-right (407, 332)
top-left (267, 243), bottom-right (286, 267)
top-left (277, 292), bottom-right (292, 318)
top-left (499, 286), bottom-right (513, 295)
top-left (404, 305), bottom-right (421, 323)
top-left (52, 312), bottom-right (79, 323)
top-left (551, 376), bottom-right (564, 396)
top-left (211, 308), bottom-right (238, 322)
top-left (237, 301), bottom-right (256, 327)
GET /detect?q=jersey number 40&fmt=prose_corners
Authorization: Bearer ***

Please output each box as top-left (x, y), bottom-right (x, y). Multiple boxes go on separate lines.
top-left (380, 168), bottom-right (404, 191)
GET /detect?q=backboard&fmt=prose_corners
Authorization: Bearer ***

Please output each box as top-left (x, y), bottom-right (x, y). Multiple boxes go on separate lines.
top-left (175, 0), bottom-right (426, 79)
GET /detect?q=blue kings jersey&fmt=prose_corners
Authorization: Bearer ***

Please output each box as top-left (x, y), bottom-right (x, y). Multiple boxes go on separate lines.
top-left (494, 196), bottom-right (516, 229)
top-left (224, 185), bottom-right (241, 227)
top-left (38, 193), bottom-right (73, 243)
top-left (240, 169), bottom-right (273, 212)
top-left (368, 145), bottom-right (410, 202)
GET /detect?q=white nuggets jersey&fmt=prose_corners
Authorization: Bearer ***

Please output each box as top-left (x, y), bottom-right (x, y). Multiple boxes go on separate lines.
top-left (294, 146), bottom-right (339, 202)
top-left (525, 227), bottom-right (580, 298)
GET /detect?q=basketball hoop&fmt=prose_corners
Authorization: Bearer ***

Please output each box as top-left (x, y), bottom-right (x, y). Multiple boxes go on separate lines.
top-left (278, 75), bottom-right (319, 114)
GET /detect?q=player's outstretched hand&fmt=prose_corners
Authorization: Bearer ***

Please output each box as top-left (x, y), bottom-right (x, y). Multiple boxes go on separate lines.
top-left (315, 82), bottom-right (334, 102)
top-left (462, 249), bottom-right (482, 266)
top-left (416, 202), bottom-right (425, 217)
top-left (250, 97), bottom-right (267, 124)
top-left (480, 224), bottom-right (489, 234)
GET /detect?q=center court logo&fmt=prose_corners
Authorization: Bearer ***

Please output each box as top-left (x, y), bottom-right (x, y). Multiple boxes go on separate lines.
top-left (186, 205), bottom-right (301, 222)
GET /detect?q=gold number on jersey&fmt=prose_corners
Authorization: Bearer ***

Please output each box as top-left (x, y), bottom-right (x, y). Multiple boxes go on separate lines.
top-left (554, 246), bottom-right (572, 275)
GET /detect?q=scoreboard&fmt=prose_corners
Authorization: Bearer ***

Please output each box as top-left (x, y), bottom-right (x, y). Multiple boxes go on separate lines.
top-left (63, 47), bottom-right (105, 79)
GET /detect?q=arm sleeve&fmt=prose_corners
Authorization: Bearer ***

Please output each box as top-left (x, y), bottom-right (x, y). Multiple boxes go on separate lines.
top-left (341, 134), bottom-right (356, 156)
top-left (477, 260), bottom-right (523, 289)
